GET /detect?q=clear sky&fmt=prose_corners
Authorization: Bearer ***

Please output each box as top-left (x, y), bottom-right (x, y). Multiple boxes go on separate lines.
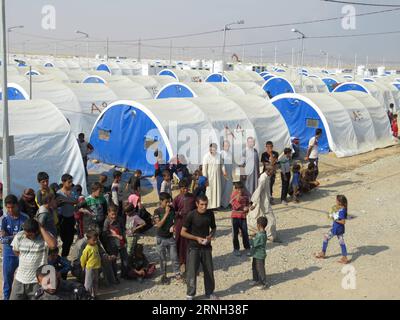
top-left (6, 0), bottom-right (400, 67)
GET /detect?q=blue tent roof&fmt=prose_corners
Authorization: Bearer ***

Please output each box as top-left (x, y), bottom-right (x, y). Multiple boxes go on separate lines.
top-left (0, 85), bottom-right (29, 100)
top-left (322, 78), bottom-right (338, 92)
top-left (90, 103), bottom-right (169, 176)
top-left (44, 62), bottom-right (54, 67)
top-left (262, 74), bottom-right (275, 81)
top-left (363, 78), bottom-right (375, 83)
top-left (158, 69), bottom-right (178, 80)
top-left (271, 95), bottom-right (329, 153)
top-left (393, 83), bottom-right (400, 91)
top-left (155, 83), bottom-right (195, 99)
top-left (205, 73), bottom-right (228, 83)
top-left (333, 82), bottom-right (368, 94)
top-left (96, 63), bottom-right (112, 74)
top-left (83, 76), bottom-right (107, 84)
top-left (262, 77), bottom-right (295, 98)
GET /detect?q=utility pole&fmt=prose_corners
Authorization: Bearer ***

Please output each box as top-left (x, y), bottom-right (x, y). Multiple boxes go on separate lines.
top-left (242, 47), bottom-right (245, 63)
top-left (138, 38), bottom-right (141, 62)
top-left (1, 0), bottom-right (11, 198)
top-left (169, 40), bottom-right (172, 66)
top-left (291, 48), bottom-right (294, 67)
top-left (274, 46), bottom-right (277, 65)
top-left (106, 37), bottom-right (109, 61)
top-left (353, 54), bottom-right (357, 79)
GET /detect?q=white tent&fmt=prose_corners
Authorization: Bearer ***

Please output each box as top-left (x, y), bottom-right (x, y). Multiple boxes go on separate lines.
top-left (67, 83), bottom-right (119, 136)
top-left (89, 96), bottom-right (292, 174)
top-left (105, 76), bottom-right (153, 100)
top-left (232, 82), bottom-right (268, 97)
top-left (208, 82), bottom-right (246, 96)
top-left (0, 99), bottom-right (87, 195)
top-left (271, 92), bottom-right (394, 157)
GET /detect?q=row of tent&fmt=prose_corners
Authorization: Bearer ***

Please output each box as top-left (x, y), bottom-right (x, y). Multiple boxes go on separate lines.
top-left (1, 58), bottom-right (397, 195)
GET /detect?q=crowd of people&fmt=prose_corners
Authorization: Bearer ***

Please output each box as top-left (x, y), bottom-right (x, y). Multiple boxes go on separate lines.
top-left (0, 128), bottom-right (352, 300)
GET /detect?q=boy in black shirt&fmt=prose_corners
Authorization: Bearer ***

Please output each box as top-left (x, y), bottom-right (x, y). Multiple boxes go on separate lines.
top-left (153, 192), bottom-right (182, 284)
top-left (181, 195), bottom-right (218, 300)
top-left (260, 141), bottom-right (279, 201)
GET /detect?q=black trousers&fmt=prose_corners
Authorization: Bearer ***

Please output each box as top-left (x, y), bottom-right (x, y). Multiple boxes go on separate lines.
top-left (270, 173), bottom-right (276, 197)
top-left (232, 218), bottom-right (250, 251)
top-left (186, 247), bottom-right (215, 297)
top-left (60, 216), bottom-right (75, 257)
top-left (252, 258), bottom-right (266, 285)
top-left (309, 158), bottom-right (319, 179)
top-left (83, 156), bottom-right (88, 177)
top-left (280, 172), bottom-right (291, 202)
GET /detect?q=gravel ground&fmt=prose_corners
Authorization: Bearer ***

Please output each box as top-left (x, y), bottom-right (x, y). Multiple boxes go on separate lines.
top-left (1, 144), bottom-right (400, 300)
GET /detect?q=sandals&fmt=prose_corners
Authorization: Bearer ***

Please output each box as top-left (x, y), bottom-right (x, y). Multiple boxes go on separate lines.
top-left (315, 252), bottom-right (326, 259)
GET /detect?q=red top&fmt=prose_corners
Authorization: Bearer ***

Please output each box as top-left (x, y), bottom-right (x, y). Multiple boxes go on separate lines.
top-left (230, 190), bottom-right (250, 219)
top-left (392, 119), bottom-right (398, 137)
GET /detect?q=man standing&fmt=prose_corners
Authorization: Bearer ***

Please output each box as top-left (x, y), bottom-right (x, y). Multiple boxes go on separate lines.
top-left (305, 128), bottom-right (322, 179)
top-left (10, 219), bottom-right (57, 300)
top-left (241, 137), bottom-right (260, 197)
top-left (0, 195), bottom-right (29, 300)
top-left (77, 133), bottom-right (94, 177)
top-left (57, 174), bottom-right (78, 258)
top-left (181, 195), bottom-right (218, 300)
top-left (202, 143), bottom-right (222, 210)
top-left (247, 167), bottom-right (279, 242)
top-left (260, 141), bottom-right (279, 201)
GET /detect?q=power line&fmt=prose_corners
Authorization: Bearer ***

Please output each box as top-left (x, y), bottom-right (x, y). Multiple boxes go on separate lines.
top-left (322, 0), bottom-right (400, 7)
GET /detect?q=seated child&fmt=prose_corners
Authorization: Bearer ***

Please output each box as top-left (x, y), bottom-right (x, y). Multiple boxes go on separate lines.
top-left (48, 247), bottom-right (72, 280)
top-left (127, 244), bottom-right (156, 280)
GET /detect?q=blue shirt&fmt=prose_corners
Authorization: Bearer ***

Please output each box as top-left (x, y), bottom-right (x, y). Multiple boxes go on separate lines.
top-left (331, 208), bottom-right (347, 235)
top-left (292, 172), bottom-right (300, 187)
top-left (1, 213), bottom-right (29, 257)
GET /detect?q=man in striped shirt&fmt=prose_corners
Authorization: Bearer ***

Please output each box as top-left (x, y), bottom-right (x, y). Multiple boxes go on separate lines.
top-left (10, 219), bottom-right (57, 300)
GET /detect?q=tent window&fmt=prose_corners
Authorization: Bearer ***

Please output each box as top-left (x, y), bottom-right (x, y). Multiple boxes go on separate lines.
top-left (98, 129), bottom-right (111, 141)
top-left (306, 118), bottom-right (319, 128)
top-left (144, 135), bottom-right (159, 151)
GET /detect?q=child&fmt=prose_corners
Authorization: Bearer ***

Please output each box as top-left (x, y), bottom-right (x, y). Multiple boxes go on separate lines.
top-left (392, 114), bottom-right (398, 138)
top-left (111, 171), bottom-right (124, 217)
top-left (35, 172), bottom-right (52, 206)
top-left (301, 162), bottom-right (320, 193)
top-left (127, 244), bottom-right (156, 281)
top-left (36, 192), bottom-right (58, 237)
top-left (153, 192), bottom-right (181, 284)
top-left (79, 182), bottom-right (108, 230)
top-left (160, 170), bottom-right (172, 196)
top-left (230, 181), bottom-right (251, 257)
top-left (48, 247), bottom-right (72, 280)
top-left (315, 195), bottom-right (349, 264)
top-left (172, 179), bottom-right (196, 272)
top-left (190, 169), bottom-right (201, 194)
top-left (278, 148), bottom-right (292, 205)
top-left (291, 163), bottom-right (301, 203)
top-left (250, 216), bottom-right (268, 290)
top-left (99, 174), bottom-right (111, 202)
top-left (126, 170), bottom-right (142, 196)
top-left (124, 202), bottom-right (146, 257)
top-left (193, 175), bottom-right (208, 199)
top-left (19, 189), bottom-right (39, 219)
top-left (103, 205), bottom-right (129, 281)
top-left (80, 230), bottom-right (102, 298)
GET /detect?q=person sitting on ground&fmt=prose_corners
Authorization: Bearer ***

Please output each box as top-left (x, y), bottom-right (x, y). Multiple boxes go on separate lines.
top-left (34, 264), bottom-right (93, 300)
top-left (300, 162), bottom-right (320, 193)
top-left (127, 244), bottom-right (156, 281)
top-left (18, 189), bottom-right (39, 219)
top-left (124, 202), bottom-right (146, 258)
top-left (48, 247), bottom-right (71, 280)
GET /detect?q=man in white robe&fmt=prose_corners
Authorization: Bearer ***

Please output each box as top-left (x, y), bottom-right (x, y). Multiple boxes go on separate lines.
top-left (221, 140), bottom-right (233, 209)
top-left (247, 166), bottom-right (279, 242)
top-left (202, 143), bottom-right (222, 210)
